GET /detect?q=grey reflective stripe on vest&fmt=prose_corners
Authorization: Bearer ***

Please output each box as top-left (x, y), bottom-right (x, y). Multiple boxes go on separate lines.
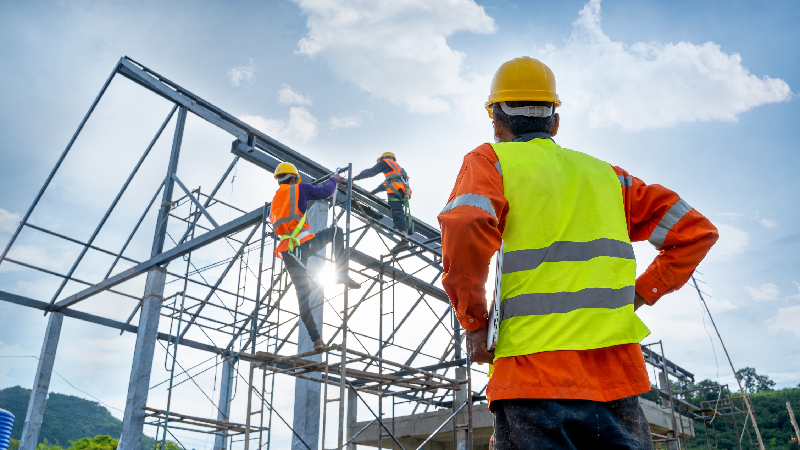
top-left (649, 199), bottom-right (692, 249)
top-left (617, 175), bottom-right (632, 188)
top-left (439, 193), bottom-right (497, 220)
top-left (274, 184), bottom-right (302, 228)
top-left (502, 238), bottom-right (634, 274)
top-left (494, 162), bottom-right (502, 177)
top-left (274, 214), bottom-right (304, 227)
top-left (499, 286), bottom-right (635, 321)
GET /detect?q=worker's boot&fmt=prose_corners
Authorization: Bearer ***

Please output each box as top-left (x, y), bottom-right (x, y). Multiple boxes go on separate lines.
top-left (335, 272), bottom-right (361, 289)
top-left (313, 338), bottom-right (325, 351)
top-left (391, 239), bottom-right (410, 254)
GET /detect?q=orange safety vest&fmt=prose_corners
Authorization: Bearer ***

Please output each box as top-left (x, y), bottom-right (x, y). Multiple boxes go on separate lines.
top-left (270, 183), bottom-right (315, 257)
top-left (382, 158), bottom-right (411, 198)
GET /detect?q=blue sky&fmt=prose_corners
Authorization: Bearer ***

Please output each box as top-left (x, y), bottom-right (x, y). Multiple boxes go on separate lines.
top-left (1, 0), bottom-right (799, 447)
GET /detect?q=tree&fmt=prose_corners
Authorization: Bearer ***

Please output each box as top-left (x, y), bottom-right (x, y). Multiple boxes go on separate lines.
top-left (35, 438), bottom-right (64, 450)
top-left (154, 441), bottom-right (181, 450)
top-left (736, 367), bottom-right (776, 393)
top-left (68, 435), bottom-right (118, 450)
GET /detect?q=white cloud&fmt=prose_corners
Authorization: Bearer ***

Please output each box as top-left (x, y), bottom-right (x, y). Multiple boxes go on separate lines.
top-left (745, 283), bottom-right (780, 302)
top-left (278, 84), bottom-right (313, 105)
top-left (767, 304), bottom-right (800, 338)
top-left (720, 212), bottom-right (743, 220)
top-left (227, 58), bottom-right (257, 86)
top-left (0, 208), bottom-right (20, 234)
top-left (240, 107), bottom-right (319, 143)
top-left (292, 0), bottom-right (496, 114)
top-left (329, 113), bottom-right (367, 130)
top-left (705, 223), bottom-right (749, 264)
top-left (705, 296), bottom-right (738, 312)
top-left (536, 0), bottom-right (793, 130)
top-left (786, 281), bottom-right (800, 302)
top-left (758, 217), bottom-right (777, 228)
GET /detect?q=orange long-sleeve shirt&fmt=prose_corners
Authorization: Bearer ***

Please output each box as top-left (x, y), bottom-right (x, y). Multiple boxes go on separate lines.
top-left (437, 142), bottom-right (718, 405)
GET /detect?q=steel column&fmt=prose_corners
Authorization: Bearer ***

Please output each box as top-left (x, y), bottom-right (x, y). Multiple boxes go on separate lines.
top-left (213, 358), bottom-right (236, 450)
top-left (346, 388), bottom-right (358, 450)
top-left (119, 106), bottom-right (187, 450)
top-left (291, 200), bottom-right (329, 450)
top-left (19, 312), bottom-right (64, 450)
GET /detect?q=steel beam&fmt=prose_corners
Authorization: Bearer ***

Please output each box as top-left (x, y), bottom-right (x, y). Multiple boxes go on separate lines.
top-left (19, 312), bottom-right (63, 450)
top-left (116, 56), bottom-right (441, 242)
top-left (349, 250), bottom-right (447, 303)
top-left (0, 290), bottom-right (220, 354)
top-left (55, 205), bottom-right (266, 309)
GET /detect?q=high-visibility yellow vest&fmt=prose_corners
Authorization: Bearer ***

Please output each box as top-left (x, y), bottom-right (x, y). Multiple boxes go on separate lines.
top-left (491, 138), bottom-right (650, 359)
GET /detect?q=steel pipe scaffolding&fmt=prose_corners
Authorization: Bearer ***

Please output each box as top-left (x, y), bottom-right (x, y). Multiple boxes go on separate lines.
top-left (0, 57), bottom-right (738, 450)
top-left (0, 57), bottom-right (474, 450)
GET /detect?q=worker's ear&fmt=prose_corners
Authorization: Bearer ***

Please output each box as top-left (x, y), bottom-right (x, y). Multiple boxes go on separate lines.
top-left (550, 113), bottom-right (560, 137)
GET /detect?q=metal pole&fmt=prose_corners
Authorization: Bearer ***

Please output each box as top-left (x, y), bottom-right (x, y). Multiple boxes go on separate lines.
top-left (658, 341), bottom-right (680, 450)
top-left (0, 62), bottom-right (119, 267)
top-left (788, 402), bottom-right (800, 446)
top-left (19, 312), bottom-right (64, 450)
top-left (119, 106), bottom-right (187, 450)
top-left (337, 164), bottom-right (353, 450)
top-left (252, 203), bottom-right (269, 354)
top-left (692, 276), bottom-right (766, 450)
top-left (160, 196), bottom-right (197, 450)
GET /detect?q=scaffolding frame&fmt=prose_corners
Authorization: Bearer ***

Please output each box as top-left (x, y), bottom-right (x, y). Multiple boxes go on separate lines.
top-left (0, 56), bottom-right (477, 450)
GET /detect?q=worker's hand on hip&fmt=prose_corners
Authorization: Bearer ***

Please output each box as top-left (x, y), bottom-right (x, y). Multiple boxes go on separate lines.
top-left (331, 174), bottom-right (344, 183)
top-left (466, 327), bottom-right (494, 365)
top-left (633, 293), bottom-right (648, 311)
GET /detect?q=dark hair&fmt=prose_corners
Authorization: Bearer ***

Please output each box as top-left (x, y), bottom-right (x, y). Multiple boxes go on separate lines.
top-left (491, 101), bottom-right (555, 137)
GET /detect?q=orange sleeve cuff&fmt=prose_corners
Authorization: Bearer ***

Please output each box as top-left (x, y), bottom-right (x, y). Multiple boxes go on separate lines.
top-left (635, 272), bottom-right (669, 305)
top-left (456, 309), bottom-right (489, 331)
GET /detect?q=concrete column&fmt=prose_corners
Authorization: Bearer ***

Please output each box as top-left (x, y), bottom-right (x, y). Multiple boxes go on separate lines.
top-left (346, 388), bottom-right (358, 450)
top-left (291, 200), bottom-right (330, 450)
top-left (213, 357), bottom-right (236, 450)
top-left (454, 367), bottom-right (468, 450)
top-left (658, 371), bottom-right (679, 450)
top-left (119, 106), bottom-right (185, 450)
top-left (119, 268), bottom-right (167, 450)
top-left (19, 312), bottom-right (64, 450)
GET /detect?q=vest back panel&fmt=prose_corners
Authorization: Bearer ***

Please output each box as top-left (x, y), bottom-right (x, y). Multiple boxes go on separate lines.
top-left (270, 183), bottom-right (315, 256)
top-left (491, 139), bottom-right (649, 358)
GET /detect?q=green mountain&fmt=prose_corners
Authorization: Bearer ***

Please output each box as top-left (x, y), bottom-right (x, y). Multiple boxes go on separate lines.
top-left (641, 385), bottom-right (800, 449)
top-left (0, 386), bottom-right (156, 450)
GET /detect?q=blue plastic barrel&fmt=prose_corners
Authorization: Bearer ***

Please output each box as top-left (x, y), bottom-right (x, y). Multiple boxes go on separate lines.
top-left (0, 408), bottom-right (14, 450)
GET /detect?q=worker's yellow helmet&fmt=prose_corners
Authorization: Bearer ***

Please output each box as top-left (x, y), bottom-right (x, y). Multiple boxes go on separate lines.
top-left (274, 162), bottom-right (301, 182)
top-left (377, 152), bottom-right (396, 163)
top-left (485, 57), bottom-right (561, 118)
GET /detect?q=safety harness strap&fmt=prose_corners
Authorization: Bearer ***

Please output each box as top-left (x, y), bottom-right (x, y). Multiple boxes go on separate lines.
top-left (279, 214), bottom-right (307, 252)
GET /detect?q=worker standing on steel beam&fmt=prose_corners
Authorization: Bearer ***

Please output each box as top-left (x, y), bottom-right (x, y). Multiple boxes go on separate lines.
top-left (438, 56), bottom-right (719, 449)
top-left (353, 152), bottom-right (413, 253)
top-left (270, 162), bottom-right (360, 351)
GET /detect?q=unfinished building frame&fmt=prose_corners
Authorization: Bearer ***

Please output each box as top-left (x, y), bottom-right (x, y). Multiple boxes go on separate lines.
top-left (0, 56), bottom-right (746, 450)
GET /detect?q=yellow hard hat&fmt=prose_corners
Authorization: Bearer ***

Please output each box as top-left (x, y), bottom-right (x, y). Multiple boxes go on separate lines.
top-left (485, 57), bottom-right (561, 117)
top-left (274, 162), bottom-right (301, 182)
top-left (377, 152), bottom-right (396, 163)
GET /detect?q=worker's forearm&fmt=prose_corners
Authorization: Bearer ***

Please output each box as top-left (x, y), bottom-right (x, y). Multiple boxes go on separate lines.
top-left (440, 212), bottom-right (500, 330)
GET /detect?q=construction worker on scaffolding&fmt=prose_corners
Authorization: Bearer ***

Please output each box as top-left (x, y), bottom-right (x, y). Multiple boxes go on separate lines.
top-left (353, 152), bottom-right (413, 253)
top-left (438, 57), bottom-right (719, 449)
top-left (270, 162), bottom-right (360, 351)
